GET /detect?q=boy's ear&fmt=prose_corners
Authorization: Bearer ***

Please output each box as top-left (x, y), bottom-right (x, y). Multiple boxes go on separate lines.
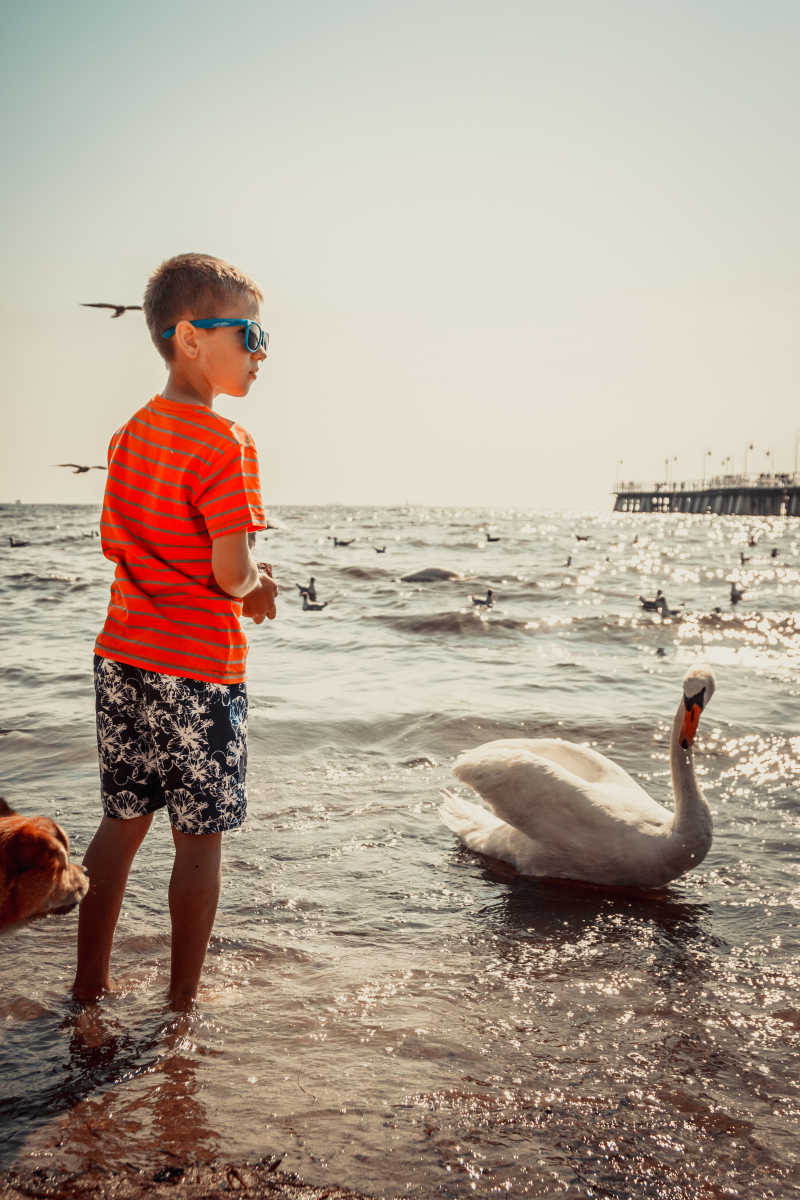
top-left (173, 319), bottom-right (201, 360)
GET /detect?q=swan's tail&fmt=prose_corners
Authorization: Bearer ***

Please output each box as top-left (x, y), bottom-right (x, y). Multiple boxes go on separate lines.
top-left (439, 789), bottom-right (504, 850)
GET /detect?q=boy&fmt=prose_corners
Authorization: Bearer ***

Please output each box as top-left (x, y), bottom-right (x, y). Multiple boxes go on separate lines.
top-left (73, 252), bottom-right (278, 1011)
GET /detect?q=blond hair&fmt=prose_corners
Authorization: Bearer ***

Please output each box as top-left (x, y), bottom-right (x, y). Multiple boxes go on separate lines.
top-left (143, 252), bottom-right (263, 361)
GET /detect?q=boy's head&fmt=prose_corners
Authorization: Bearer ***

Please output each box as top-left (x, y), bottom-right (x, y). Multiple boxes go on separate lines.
top-left (143, 252), bottom-right (264, 364)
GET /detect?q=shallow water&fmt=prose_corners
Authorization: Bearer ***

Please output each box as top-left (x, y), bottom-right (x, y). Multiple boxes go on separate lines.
top-left (1, 503), bottom-right (799, 1197)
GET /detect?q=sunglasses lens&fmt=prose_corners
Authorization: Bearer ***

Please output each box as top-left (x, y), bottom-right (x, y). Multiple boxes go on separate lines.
top-left (245, 323), bottom-right (264, 352)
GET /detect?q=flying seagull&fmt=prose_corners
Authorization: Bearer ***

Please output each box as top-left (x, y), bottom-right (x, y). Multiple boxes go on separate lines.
top-left (56, 463), bottom-right (107, 474)
top-left (81, 303), bottom-right (143, 319)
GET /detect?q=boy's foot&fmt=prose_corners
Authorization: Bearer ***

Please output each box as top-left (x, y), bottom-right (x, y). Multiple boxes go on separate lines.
top-left (166, 989), bottom-right (198, 1013)
top-left (70, 976), bottom-right (116, 1005)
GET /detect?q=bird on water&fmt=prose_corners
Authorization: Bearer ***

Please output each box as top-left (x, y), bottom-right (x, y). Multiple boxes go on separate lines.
top-left (297, 577), bottom-right (318, 601)
top-left (639, 589), bottom-right (664, 612)
top-left (302, 593), bottom-right (329, 611)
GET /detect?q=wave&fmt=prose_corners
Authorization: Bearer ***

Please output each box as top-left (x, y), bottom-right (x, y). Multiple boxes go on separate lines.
top-left (335, 565), bottom-right (393, 581)
top-left (447, 539), bottom-right (505, 550)
top-left (400, 568), bottom-right (463, 582)
top-left (367, 610), bottom-right (533, 637)
top-left (480, 574), bottom-right (535, 586)
top-left (3, 534), bottom-right (98, 551)
top-left (4, 571), bottom-right (86, 587)
top-left (248, 704), bottom-right (770, 767)
top-left (690, 610), bottom-right (800, 635)
top-left (507, 607), bottom-right (800, 645)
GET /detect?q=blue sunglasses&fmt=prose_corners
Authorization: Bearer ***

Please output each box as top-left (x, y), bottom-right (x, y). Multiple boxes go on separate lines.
top-left (161, 317), bottom-right (269, 354)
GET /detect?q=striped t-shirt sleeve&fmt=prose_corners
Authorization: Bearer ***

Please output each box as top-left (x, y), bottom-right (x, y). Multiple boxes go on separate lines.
top-left (195, 437), bottom-right (265, 539)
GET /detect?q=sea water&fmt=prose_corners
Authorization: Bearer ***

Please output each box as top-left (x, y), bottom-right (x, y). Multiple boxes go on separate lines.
top-left (1, 503), bottom-right (799, 1197)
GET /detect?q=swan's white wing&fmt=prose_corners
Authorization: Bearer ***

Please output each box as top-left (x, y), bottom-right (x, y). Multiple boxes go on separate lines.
top-left (453, 739), bottom-right (670, 849)
top-left (483, 738), bottom-right (639, 788)
top-left (440, 788), bottom-right (545, 870)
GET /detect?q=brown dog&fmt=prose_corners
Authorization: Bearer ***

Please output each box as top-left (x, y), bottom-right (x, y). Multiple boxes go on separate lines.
top-left (0, 799), bottom-right (89, 931)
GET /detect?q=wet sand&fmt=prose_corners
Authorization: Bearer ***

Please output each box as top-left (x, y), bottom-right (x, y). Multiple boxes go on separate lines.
top-left (0, 1159), bottom-right (386, 1200)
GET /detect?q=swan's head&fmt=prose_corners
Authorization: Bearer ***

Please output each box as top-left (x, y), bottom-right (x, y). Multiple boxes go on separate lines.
top-left (679, 663), bottom-right (716, 750)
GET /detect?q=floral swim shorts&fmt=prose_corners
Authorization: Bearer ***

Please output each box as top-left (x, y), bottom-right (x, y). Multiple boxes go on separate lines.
top-left (94, 655), bottom-right (248, 834)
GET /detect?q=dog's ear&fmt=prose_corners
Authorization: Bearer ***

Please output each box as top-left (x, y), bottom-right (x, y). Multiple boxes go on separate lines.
top-left (0, 798), bottom-right (15, 817)
top-left (7, 828), bottom-right (59, 875)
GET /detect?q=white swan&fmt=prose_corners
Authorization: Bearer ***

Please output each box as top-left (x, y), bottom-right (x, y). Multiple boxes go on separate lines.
top-left (440, 664), bottom-right (715, 889)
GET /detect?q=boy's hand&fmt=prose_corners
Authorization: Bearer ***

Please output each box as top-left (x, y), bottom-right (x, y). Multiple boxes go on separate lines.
top-left (242, 565), bottom-right (278, 624)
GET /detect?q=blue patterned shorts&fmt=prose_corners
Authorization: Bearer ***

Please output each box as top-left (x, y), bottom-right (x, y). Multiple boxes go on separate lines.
top-left (94, 655), bottom-right (248, 834)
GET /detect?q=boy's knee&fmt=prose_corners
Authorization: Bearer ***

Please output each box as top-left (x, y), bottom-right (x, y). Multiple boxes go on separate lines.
top-left (94, 811), bottom-right (153, 851)
top-left (171, 828), bottom-right (223, 869)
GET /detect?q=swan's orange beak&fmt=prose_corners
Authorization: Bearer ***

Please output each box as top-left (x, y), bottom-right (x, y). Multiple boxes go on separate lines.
top-left (680, 691), bottom-right (705, 749)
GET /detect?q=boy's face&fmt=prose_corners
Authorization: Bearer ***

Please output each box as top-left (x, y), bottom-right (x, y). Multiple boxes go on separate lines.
top-left (195, 294), bottom-right (267, 399)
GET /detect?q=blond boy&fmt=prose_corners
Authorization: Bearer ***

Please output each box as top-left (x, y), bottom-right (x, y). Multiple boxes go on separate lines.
top-left (73, 252), bottom-right (278, 1010)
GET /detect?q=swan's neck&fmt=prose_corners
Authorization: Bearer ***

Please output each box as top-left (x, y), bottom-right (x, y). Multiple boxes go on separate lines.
top-left (669, 700), bottom-right (712, 852)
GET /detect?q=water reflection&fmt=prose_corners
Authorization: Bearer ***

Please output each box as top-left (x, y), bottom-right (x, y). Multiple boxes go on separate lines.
top-left (402, 871), bottom-right (782, 1200)
top-left (0, 1003), bottom-right (221, 1173)
top-left (463, 867), bottom-right (722, 1024)
top-left (480, 870), bottom-right (712, 939)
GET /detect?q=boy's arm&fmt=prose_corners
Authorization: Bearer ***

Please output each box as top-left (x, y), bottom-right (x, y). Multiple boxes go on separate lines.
top-left (211, 531), bottom-right (278, 622)
top-left (211, 531), bottom-right (259, 597)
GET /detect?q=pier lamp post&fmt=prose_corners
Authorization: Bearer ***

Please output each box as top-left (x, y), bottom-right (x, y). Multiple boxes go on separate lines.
top-left (666, 455), bottom-right (677, 487)
top-left (744, 442), bottom-right (754, 476)
top-left (765, 449), bottom-right (773, 477)
top-left (616, 458), bottom-right (623, 489)
top-left (703, 449), bottom-right (712, 482)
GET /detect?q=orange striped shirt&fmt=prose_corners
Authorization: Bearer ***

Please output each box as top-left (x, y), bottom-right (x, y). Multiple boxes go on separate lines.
top-left (95, 394), bottom-right (266, 684)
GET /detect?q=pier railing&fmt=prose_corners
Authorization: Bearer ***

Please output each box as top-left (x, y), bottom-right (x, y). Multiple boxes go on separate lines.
top-left (615, 472), bottom-right (800, 494)
top-left (613, 472), bottom-right (800, 516)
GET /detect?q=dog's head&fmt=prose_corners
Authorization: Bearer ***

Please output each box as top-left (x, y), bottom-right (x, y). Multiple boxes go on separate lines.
top-left (0, 800), bottom-right (90, 930)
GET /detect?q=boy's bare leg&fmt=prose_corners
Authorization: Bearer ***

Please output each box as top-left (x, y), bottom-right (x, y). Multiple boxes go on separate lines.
top-left (72, 812), bottom-right (153, 1002)
top-left (167, 829), bottom-right (222, 1011)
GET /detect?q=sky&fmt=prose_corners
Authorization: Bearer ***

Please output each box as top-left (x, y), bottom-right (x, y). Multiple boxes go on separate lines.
top-left (1, 0), bottom-right (798, 510)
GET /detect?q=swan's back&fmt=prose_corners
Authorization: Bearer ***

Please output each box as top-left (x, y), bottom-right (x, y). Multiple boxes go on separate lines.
top-left (454, 737), bottom-right (644, 798)
top-left (453, 737), bottom-right (671, 852)
top-left (463, 738), bottom-right (636, 786)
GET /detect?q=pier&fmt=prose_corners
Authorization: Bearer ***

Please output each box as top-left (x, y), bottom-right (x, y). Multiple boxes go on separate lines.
top-left (613, 473), bottom-right (800, 516)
